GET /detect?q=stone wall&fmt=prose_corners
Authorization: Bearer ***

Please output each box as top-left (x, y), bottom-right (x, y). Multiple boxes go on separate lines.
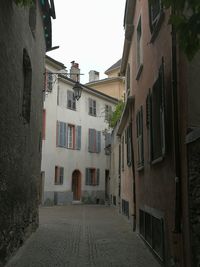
top-left (187, 136), bottom-right (200, 267)
top-left (0, 1), bottom-right (45, 266)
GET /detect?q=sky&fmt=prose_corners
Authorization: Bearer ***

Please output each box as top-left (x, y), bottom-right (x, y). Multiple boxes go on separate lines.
top-left (47, 0), bottom-right (126, 84)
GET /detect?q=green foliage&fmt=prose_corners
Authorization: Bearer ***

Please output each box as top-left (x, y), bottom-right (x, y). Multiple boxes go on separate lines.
top-left (14, 0), bottom-right (33, 7)
top-left (162, 0), bottom-right (200, 60)
top-left (109, 101), bottom-right (124, 128)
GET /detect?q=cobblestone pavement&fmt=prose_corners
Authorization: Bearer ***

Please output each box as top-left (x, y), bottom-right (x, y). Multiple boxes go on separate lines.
top-left (6, 205), bottom-right (161, 267)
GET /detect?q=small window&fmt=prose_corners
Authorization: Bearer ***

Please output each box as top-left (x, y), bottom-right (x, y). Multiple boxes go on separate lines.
top-left (44, 70), bottom-right (53, 92)
top-left (67, 90), bottom-right (76, 110)
top-left (139, 209), bottom-right (164, 260)
top-left (55, 166), bottom-right (64, 185)
top-left (85, 168), bottom-right (100, 186)
top-left (22, 49), bottom-right (32, 123)
top-left (136, 106), bottom-right (144, 169)
top-left (89, 98), bottom-right (96, 116)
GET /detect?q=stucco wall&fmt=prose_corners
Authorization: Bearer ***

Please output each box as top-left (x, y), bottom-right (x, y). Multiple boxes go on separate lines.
top-left (41, 62), bottom-right (116, 205)
top-left (0, 2), bottom-right (45, 266)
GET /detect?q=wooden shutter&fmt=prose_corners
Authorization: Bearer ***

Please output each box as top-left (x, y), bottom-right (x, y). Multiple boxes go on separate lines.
top-left (42, 109), bottom-right (46, 140)
top-left (88, 129), bottom-right (92, 152)
top-left (76, 126), bottom-right (81, 150)
top-left (56, 121), bottom-right (60, 146)
top-left (67, 90), bottom-right (72, 108)
top-left (96, 169), bottom-right (100, 185)
top-left (93, 100), bottom-right (96, 116)
top-left (85, 168), bottom-right (89, 185)
top-left (96, 131), bottom-right (101, 153)
top-left (89, 98), bottom-right (92, 115)
top-left (60, 167), bottom-right (64, 184)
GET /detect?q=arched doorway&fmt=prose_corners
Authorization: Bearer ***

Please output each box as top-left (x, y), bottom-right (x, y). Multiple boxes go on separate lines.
top-left (72, 170), bottom-right (81, 201)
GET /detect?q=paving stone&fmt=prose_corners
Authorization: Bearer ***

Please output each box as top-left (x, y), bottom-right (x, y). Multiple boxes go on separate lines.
top-left (6, 205), bottom-right (161, 267)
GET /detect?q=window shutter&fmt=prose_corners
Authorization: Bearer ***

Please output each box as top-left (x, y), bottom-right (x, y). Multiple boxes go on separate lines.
top-left (141, 106), bottom-right (144, 165)
top-left (57, 121), bottom-right (60, 146)
top-left (88, 129), bottom-right (92, 152)
top-left (42, 109), bottom-right (46, 140)
top-left (89, 98), bottom-right (92, 115)
top-left (85, 168), bottom-right (89, 185)
top-left (67, 90), bottom-right (72, 108)
top-left (96, 169), bottom-right (100, 185)
top-left (76, 125), bottom-right (81, 150)
top-left (96, 131), bottom-right (101, 153)
top-left (60, 167), bottom-right (64, 184)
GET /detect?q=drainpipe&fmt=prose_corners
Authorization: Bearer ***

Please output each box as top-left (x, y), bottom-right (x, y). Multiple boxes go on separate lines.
top-left (130, 108), bottom-right (136, 231)
top-left (171, 6), bottom-right (182, 233)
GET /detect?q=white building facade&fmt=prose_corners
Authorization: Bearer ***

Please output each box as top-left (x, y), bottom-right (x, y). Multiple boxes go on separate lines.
top-left (41, 56), bottom-right (118, 205)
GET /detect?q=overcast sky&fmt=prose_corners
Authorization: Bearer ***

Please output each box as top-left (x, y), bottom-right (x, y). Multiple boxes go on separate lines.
top-left (47, 0), bottom-right (126, 84)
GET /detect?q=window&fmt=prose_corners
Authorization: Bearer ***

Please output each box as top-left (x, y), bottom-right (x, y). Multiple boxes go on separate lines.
top-left (105, 104), bottom-right (112, 122)
top-left (89, 98), bottom-right (96, 116)
top-left (149, 0), bottom-right (162, 33)
top-left (88, 129), bottom-right (101, 153)
top-left (105, 133), bottom-right (111, 155)
top-left (139, 209), bottom-right (164, 260)
top-left (136, 17), bottom-right (143, 72)
top-left (150, 62), bottom-right (165, 161)
top-left (126, 64), bottom-right (130, 94)
top-left (67, 124), bottom-right (75, 149)
top-left (44, 70), bottom-right (53, 92)
top-left (42, 109), bottom-right (46, 140)
top-left (136, 106), bottom-right (144, 169)
top-left (22, 49), bottom-right (32, 123)
top-left (67, 90), bottom-right (76, 110)
top-left (122, 136), bottom-right (124, 171)
top-left (126, 124), bottom-right (132, 167)
top-left (55, 166), bottom-right (64, 185)
top-left (57, 121), bottom-right (81, 150)
top-left (85, 168), bottom-right (100, 186)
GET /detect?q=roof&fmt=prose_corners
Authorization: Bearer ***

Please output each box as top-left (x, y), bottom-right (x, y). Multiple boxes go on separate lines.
top-left (58, 75), bottom-right (119, 104)
top-left (105, 59), bottom-right (122, 74)
top-left (85, 76), bottom-right (123, 86)
top-left (45, 55), bottom-right (66, 70)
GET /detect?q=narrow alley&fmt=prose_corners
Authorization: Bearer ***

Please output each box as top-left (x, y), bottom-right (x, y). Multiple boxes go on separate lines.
top-left (6, 205), bottom-right (160, 267)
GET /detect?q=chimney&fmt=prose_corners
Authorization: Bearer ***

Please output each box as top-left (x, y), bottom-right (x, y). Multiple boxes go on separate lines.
top-left (70, 61), bottom-right (80, 82)
top-left (89, 70), bottom-right (99, 82)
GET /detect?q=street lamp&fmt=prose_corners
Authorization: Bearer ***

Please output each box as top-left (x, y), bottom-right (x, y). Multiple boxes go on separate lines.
top-left (45, 71), bottom-right (84, 101)
top-left (72, 81), bottom-right (82, 101)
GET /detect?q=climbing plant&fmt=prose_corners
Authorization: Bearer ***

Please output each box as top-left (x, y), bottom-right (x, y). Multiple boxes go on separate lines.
top-left (162, 0), bottom-right (200, 60)
top-left (108, 100), bottom-right (124, 128)
top-left (14, 0), bottom-right (33, 6)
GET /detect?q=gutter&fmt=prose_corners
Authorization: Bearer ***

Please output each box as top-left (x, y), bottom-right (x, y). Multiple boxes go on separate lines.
top-left (171, 7), bottom-right (182, 233)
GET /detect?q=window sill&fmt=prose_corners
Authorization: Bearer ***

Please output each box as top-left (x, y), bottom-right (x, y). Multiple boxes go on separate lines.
top-left (136, 64), bottom-right (143, 81)
top-left (137, 165), bottom-right (144, 172)
top-left (150, 11), bottom-right (165, 43)
top-left (67, 107), bottom-right (76, 111)
top-left (89, 113), bottom-right (97, 117)
top-left (151, 156), bottom-right (164, 165)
